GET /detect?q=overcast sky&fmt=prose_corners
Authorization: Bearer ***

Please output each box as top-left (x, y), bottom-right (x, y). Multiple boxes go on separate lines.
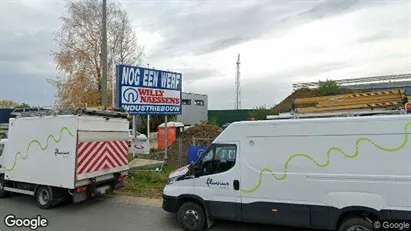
top-left (0, 0), bottom-right (410, 109)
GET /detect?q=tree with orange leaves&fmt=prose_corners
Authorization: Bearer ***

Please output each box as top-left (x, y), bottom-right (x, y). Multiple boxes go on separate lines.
top-left (0, 100), bottom-right (19, 109)
top-left (49, 0), bottom-right (144, 108)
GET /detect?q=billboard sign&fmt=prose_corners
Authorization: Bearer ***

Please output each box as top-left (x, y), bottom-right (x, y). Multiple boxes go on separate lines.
top-left (187, 146), bottom-right (207, 164)
top-left (117, 64), bottom-right (182, 115)
top-left (131, 134), bottom-right (150, 155)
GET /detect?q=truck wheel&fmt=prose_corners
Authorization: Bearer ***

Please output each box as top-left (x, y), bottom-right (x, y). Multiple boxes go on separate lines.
top-left (338, 216), bottom-right (373, 231)
top-left (177, 202), bottom-right (206, 231)
top-left (36, 186), bottom-right (54, 209)
top-left (0, 175), bottom-right (9, 198)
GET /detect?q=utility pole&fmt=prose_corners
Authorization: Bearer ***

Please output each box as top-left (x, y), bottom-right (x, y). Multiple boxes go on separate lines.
top-left (235, 54), bottom-right (241, 110)
top-left (101, 0), bottom-right (108, 108)
top-left (111, 47), bottom-right (115, 108)
top-left (146, 63), bottom-right (150, 145)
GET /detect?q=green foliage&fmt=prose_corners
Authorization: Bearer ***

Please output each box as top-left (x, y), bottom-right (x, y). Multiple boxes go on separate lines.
top-left (128, 153), bottom-right (135, 162)
top-left (249, 105), bottom-right (271, 120)
top-left (120, 165), bottom-right (174, 198)
top-left (207, 116), bottom-right (218, 126)
top-left (15, 103), bottom-right (30, 109)
top-left (317, 79), bottom-right (344, 96)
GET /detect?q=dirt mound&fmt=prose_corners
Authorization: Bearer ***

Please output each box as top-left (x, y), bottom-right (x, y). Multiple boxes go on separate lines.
top-left (167, 124), bottom-right (222, 168)
top-left (272, 88), bottom-right (318, 114)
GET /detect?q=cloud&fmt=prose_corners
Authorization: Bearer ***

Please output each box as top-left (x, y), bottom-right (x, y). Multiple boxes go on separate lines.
top-left (185, 75), bottom-right (293, 109)
top-left (128, 0), bottom-right (369, 59)
top-left (0, 1), bottom-right (63, 106)
top-left (0, 30), bottom-right (55, 74)
top-left (356, 32), bottom-right (396, 44)
top-left (180, 61), bottom-right (354, 109)
top-left (179, 68), bottom-right (223, 83)
top-left (0, 63), bottom-right (56, 106)
top-left (0, 0), bottom-right (409, 110)
top-left (196, 36), bottom-right (253, 56)
top-left (285, 0), bottom-right (360, 22)
top-left (127, 1), bottom-right (302, 58)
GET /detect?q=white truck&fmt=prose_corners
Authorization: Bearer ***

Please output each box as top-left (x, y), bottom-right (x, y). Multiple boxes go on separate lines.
top-left (162, 110), bottom-right (411, 231)
top-left (0, 109), bottom-right (130, 209)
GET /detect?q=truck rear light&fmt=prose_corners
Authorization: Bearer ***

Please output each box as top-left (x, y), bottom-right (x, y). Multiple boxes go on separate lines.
top-left (405, 103), bottom-right (411, 112)
top-left (118, 176), bottom-right (127, 183)
top-left (76, 186), bottom-right (87, 193)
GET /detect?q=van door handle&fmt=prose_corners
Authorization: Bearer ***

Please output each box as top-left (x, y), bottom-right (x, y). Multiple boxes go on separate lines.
top-left (233, 180), bottom-right (239, 190)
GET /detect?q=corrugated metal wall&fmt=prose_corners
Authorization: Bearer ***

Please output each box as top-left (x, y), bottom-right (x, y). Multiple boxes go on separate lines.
top-left (0, 109), bottom-right (14, 124)
top-left (177, 92), bottom-right (208, 125)
top-left (346, 81), bottom-right (411, 95)
top-left (208, 109), bottom-right (254, 127)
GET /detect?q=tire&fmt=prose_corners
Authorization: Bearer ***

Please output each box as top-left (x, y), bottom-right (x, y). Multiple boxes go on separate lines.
top-left (0, 174), bottom-right (9, 198)
top-left (338, 216), bottom-right (374, 231)
top-left (177, 202), bottom-right (206, 231)
top-left (35, 186), bottom-right (54, 209)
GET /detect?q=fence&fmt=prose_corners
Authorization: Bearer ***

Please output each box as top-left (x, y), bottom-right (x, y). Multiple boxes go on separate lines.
top-left (0, 123), bottom-right (8, 139)
top-left (130, 136), bottom-right (215, 172)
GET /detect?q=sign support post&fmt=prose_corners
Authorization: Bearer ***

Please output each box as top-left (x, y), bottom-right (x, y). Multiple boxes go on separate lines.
top-left (132, 115), bottom-right (136, 137)
top-left (147, 115), bottom-right (150, 149)
top-left (132, 115), bottom-right (136, 157)
top-left (178, 133), bottom-right (182, 167)
top-left (164, 115), bottom-right (168, 160)
top-left (111, 48), bottom-right (116, 108)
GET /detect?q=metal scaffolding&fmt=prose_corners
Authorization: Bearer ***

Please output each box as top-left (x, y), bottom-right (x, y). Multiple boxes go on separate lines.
top-left (292, 73), bottom-right (411, 90)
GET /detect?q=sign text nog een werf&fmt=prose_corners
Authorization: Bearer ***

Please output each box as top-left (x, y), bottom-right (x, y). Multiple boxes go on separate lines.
top-left (117, 65), bottom-right (182, 115)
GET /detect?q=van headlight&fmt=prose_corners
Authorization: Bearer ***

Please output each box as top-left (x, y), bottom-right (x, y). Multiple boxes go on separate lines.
top-left (167, 176), bottom-right (178, 185)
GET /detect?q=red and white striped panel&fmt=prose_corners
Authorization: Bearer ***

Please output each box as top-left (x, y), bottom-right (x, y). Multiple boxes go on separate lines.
top-left (76, 140), bottom-right (129, 175)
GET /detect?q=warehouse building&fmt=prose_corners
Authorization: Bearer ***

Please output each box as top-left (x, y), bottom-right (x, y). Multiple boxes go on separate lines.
top-left (177, 92), bottom-right (208, 126)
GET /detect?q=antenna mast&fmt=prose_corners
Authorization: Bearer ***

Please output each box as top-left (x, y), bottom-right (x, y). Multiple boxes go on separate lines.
top-left (235, 53), bottom-right (241, 110)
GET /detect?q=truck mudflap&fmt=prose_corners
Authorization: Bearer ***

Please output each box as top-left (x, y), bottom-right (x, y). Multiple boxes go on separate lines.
top-left (88, 176), bottom-right (125, 197)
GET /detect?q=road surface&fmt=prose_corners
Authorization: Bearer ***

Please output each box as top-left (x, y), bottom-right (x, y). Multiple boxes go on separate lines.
top-left (0, 195), bottom-right (309, 231)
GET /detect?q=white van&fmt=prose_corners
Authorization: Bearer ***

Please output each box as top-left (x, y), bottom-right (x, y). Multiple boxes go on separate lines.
top-left (162, 111), bottom-right (411, 231)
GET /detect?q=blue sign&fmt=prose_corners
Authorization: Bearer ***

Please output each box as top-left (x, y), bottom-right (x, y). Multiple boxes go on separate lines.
top-left (117, 64), bottom-right (182, 115)
top-left (187, 146), bottom-right (207, 164)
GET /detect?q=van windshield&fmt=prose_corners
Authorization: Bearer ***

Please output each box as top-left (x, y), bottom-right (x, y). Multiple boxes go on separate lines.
top-left (192, 143), bottom-right (237, 176)
top-left (0, 144), bottom-right (4, 156)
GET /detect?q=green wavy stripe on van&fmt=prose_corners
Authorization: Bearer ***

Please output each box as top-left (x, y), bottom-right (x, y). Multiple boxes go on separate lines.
top-left (5, 127), bottom-right (74, 172)
top-left (240, 122), bottom-right (411, 194)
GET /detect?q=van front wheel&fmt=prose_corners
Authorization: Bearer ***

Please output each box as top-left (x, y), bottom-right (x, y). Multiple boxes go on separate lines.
top-left (177, 202), bottom-right (206, 231)
top-left (338, 217), bottom-right (374, 231)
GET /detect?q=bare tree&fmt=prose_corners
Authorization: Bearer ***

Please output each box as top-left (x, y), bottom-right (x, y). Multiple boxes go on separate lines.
top-left (49, 0), bottom-right (144, 108)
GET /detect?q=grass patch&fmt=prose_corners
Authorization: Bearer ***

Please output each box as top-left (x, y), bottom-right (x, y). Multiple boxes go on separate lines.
top-left (128, 153), bottom-right (135, 162)
top-left (119, 165), bottom-right (175, 199)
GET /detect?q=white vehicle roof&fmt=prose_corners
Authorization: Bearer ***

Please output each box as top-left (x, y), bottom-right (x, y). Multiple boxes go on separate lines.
top-left (214, 113), bottom-right (411, 143)
top-left (158, 122), bottom-right (185, 127)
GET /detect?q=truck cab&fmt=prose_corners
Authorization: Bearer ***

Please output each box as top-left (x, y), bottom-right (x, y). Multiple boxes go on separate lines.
top-left (0, 139), bottom-right (6, 173)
